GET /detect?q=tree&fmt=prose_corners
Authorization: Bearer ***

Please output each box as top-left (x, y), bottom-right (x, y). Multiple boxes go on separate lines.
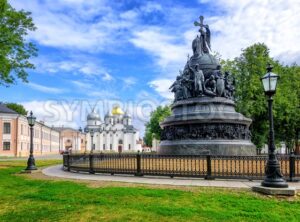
top-left (144, 105), bottom-right (171, 147)
top-left (222, 43), bottom-right (300, 152)
top-left (5, 102), bottom-right (27, 115)
top-left (273, 65), bottom-right (300, 153)
top-left (0, 0), bottom-right (37, 86)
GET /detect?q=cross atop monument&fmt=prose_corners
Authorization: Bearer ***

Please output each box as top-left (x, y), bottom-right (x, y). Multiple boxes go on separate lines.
top-left (194, 15), bottom-right (205, 32)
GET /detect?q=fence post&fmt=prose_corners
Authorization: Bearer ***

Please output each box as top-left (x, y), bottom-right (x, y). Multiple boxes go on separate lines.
top-left (289, 151), bottom-right (297, 182)
top-left (135, 151), bottom-right (143, 176)
top-left (205, 154), bottom-right (214, 180)
top-left (89, 153), bottom-right (95, 174)
top-left (100, 152), bottom-right (104, 161)
top-left (67, 154), bottom-right (70, 172)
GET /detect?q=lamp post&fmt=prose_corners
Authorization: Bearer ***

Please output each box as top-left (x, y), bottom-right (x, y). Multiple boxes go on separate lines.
top-left (90, 129), bottom-right (94, 153)
top-left (26, 111), bottom-right (37, 171)
top-left (261, 64), bottom-right (288, 188)
top-left (78, 127), bottom-right (82, 152)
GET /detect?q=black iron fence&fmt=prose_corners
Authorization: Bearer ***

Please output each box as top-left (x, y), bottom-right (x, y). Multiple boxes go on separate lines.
top-left (63, 152), bottom-right (300, 181)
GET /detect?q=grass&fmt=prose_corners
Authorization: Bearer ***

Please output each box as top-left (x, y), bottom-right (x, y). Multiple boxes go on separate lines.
top-left (0, 160), bottom-right (300, 222)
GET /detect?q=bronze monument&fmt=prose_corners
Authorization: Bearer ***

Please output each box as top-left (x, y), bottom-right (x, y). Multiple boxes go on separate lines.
top-left (159, 16), bottom-right (256, 155)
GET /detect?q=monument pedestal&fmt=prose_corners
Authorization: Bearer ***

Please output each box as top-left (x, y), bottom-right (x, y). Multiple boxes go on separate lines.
top-left (252, 186), bottom-right (296, 196)
top-left (159, 97), bottom-right (256, 155)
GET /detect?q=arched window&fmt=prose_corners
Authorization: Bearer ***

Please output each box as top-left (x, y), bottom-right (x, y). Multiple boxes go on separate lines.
top-left (118, 139), bottom-right (123, 144)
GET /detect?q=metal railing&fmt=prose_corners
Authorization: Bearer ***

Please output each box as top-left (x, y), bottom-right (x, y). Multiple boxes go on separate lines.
top-left (62, 152), bottom-right (300, 181)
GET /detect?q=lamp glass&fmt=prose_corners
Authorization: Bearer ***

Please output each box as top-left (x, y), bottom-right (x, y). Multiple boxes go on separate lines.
top-left (261, 72), bottom-right (279, 93)
top-left (27, 114), bottom-right (36, 126)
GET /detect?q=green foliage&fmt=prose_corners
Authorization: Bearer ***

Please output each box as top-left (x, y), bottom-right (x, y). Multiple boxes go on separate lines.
top-left (222, 43), bottom-right (300, 150)
top-left (1, 161), bottom-right (300, 221)
top-left (0, 0), bottom-right (37, 86)
top-left (144, 126), bottom-right (153, 147)
top-left (144, 105), bottom-right (171, 146)
top-left (4, 102), bottom-right (27, 115)
top-left (273, 65), bottom-right (300, 151)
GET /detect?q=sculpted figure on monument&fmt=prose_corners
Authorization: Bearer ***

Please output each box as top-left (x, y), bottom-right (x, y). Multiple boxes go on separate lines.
top-left (224, 71), bottom-right (235, 99)
top-left (212, 65), bottom-right (225, 97)
top-left (192, 35), bottom-right (202, 56)
top-left (193, 16), bottom-right (211, 56)
top-left (204, 75), bottom-right (216, 96)
top-left (193, 65), bottom-right (205, 96)
top-left (169, 76), bottom-right (184, 101)
top-left (161, 123), bottom-right (252, 140)
top-left (181, 70), bottom-right (194, 98)
top-left (169, 16), bottom-right (237, 101)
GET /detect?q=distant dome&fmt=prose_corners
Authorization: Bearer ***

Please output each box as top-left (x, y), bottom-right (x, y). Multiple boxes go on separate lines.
top-left (124, 111), bottom-right (131, 118)
top-left (112, 105), bottom-right (124, 115)
top-left (87, 110), bottom-right (101, 120)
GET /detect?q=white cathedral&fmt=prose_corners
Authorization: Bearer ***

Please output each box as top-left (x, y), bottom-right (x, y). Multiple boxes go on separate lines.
top-left (84, 105), bottom-right (142, 152)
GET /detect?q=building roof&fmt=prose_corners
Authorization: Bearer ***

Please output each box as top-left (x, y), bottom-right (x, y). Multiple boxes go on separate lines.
top-left (123, 111), bottom-right (131, 118)
top-left (87, 109), bottom-right (101, 121)
top-left (111, 105), bottom-right (124, 115)
top-left (52, 126), bottom-right (82, 133)
top-left (0, 103), bottom-right (18, 114)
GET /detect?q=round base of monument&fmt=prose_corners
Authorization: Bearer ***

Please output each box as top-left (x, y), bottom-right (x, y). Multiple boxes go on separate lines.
top-left (159, 97), bottom-right (256, 156)
top-left (159, 140), bottom-right (256, 155)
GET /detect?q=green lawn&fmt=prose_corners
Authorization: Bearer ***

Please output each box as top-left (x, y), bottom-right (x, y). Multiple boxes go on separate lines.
top-left (0, 160), bottom-right (300, 222)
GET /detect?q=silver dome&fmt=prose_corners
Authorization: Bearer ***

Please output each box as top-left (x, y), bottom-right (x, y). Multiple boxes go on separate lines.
top-left (123, 111), bottom-right (131, 118)
top-left (87, 110), bottom-right (101, 121)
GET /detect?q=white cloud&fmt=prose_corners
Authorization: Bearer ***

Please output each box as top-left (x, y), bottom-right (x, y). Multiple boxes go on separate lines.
top-left (89, 90), bottom-right (119, 99)
top-left (120, 10), bottom-right (139, 20)
top-left (10, 0), bottom-right (136, 52)
top-left (34, 56), bottom-right (113, 80)
top-left (130, 28), bottom-right (188, 69)
top-left (204, 0), bottom-right (300, 64)
top-left (122, 76), bottom-right (137, 89)
top-left (140, 2), bottom-right (163, 13)
top-left (102, 72), bottom-right (113, 81)
top-left (70, 81), bottom-right (118, 99)
top-left (26, 82), bottom-right (65, 94)
top-left (71, 81), bottom-right (93, 89)
top-left (148, 79), bottom-right (174, 100)
top-left (21, 100), bottom-right (81, 128)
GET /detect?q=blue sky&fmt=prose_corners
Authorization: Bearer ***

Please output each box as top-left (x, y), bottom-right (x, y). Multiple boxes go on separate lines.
top-left (3, 0), bottom-right (300, 135)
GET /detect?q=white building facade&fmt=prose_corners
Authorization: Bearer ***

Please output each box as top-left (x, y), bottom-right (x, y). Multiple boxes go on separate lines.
top-left (84, 106), bottom-right (142, 153)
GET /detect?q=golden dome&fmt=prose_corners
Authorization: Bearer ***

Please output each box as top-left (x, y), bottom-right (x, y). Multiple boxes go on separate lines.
top-left (111, 105), bottom-right (124, 115)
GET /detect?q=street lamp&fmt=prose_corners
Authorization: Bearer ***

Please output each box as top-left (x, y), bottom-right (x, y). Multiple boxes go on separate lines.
top-left (90, 129), bottom-right (94, 153)
top-left (261, 64), bottom-right (288, 188)
top-left (26, 111), bottom-right (37, 171)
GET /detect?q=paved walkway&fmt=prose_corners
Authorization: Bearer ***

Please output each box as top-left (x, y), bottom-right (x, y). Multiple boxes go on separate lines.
top-left (43, 165), bottom-right (300, 189)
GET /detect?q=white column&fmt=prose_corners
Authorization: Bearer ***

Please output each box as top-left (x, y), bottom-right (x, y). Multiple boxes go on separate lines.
top-left (123, 133), bottom-right (128, 152)
top-left (99, 133), bottom-right (103, 151)
top-left (96, 133), bottom-right (100, 151)
top-left (86, 133), bottom-right (91, 151)
top-left (105, 133), bottom-right (110, 151)
top-left (112, 133), bottom-right (117, 151)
